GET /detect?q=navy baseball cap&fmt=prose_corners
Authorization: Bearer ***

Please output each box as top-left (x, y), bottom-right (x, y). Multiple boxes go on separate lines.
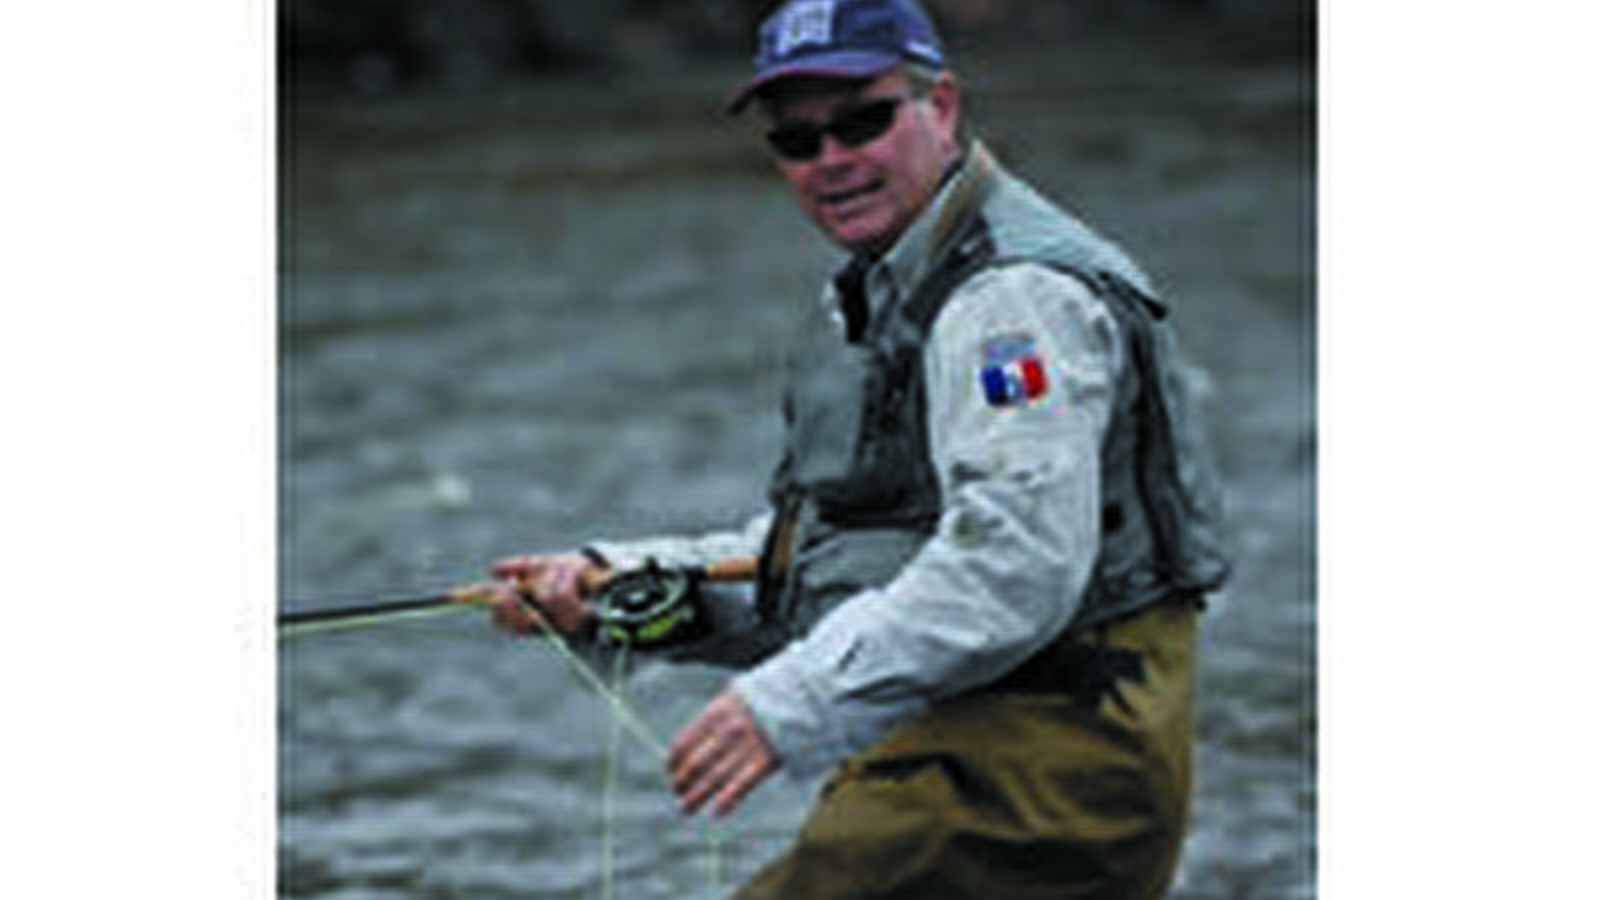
top-left (727, 0), bottom-right (946, 114)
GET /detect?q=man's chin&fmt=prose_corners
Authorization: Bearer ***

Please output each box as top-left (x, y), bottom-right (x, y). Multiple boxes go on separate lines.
top-left (823, 216), bottom-right (894, 256)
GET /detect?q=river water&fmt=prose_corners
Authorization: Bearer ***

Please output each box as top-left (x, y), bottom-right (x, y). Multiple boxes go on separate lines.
top-left (279, 32), bottom-right (1315, 900)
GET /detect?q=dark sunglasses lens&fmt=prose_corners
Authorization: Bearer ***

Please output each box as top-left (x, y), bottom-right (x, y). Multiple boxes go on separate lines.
top-left (832, 99), bottom-right (899, 147)
top-left (767, 126), bottom-right (823, 160)
top-left (766, 98), bottom-right (902, 161)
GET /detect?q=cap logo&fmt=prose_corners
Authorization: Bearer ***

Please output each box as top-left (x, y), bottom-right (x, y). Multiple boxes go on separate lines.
top-left (776, 0), bottom-right (836, 57)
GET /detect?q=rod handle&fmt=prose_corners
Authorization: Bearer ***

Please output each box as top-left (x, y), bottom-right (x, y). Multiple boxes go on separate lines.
top-left (702, 555), bottom-right (759, 583)
top-left (570, 555), bottom-right (757, 597)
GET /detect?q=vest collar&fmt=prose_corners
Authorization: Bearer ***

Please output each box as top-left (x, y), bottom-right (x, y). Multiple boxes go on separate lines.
top-left (881, 142), bottom-right (998, 300)
top-left (825, 142), bottom-right (1002, 329)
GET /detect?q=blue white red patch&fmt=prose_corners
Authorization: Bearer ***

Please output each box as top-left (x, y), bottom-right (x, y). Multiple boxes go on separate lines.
top-left (979, 333), bottom-right (1050, 408)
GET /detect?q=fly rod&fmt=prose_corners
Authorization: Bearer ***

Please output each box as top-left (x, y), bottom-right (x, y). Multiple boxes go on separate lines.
top-left (279, 556), bottom-right (760, 644)
top-left (279, 586), bottom-right (485, 627)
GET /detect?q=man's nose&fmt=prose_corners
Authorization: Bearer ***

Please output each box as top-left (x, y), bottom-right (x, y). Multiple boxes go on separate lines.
top-left (815, 133), bottom-right (857, 167)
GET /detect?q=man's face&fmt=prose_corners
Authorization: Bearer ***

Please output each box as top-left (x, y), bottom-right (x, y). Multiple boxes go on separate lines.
top-left (762, 70), bottom-right (961, 257)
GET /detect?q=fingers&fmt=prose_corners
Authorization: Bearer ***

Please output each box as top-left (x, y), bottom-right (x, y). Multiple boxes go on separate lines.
top-left (488, 553), bottom-right (590, 602)
top-left (668, 690), bottom-right (779, 818)
top-left (481, 582), bottom-right (547, 636)
top-left (483, 553), bottom-right (601, 639)
top-left (540, 560), bottom-right (583, 602)
top-left (695, 744), bottom-right (777, 818)
top-left (488, 554), bottom-right (547, 582)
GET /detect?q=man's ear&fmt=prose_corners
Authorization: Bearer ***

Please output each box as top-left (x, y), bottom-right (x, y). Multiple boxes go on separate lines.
top-left (929, 73), bottom-right (962, 147)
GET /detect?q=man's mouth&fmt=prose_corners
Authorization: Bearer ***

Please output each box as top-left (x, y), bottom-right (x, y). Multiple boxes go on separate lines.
top-left (818, 180), bottom-right (884, 209)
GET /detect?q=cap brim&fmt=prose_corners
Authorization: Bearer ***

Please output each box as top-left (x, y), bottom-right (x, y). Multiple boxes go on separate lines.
top-left (725, 51), bottom-right (901, 115)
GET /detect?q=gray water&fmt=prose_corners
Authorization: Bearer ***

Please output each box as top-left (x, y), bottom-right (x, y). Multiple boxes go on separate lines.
top-left (280, 36), bottom-right (1315, 900)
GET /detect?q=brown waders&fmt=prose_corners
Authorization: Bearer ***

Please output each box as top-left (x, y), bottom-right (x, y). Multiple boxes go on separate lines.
top-left (735, 598), bottom-right (1199, 900)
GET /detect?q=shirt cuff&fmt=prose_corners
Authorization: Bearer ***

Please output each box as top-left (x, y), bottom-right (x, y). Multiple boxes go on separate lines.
top-left (729, 586), bottom-right (929, 778)
top-left (732, 647), bottom-right (848, 778)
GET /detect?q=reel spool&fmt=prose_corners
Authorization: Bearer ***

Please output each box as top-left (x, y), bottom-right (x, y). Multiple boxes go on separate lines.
top-left (592, 558), bottom-right (710, 649)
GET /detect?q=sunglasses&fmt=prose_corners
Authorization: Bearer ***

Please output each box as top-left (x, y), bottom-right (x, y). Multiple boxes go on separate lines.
top-left (765, 97), bottom-right (904, 162)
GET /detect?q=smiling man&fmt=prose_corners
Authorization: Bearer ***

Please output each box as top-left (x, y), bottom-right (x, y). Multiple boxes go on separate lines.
top-left (760, 72), bottom-right (958, 256)
top-left (487, 1), bottom-right (1230, 897)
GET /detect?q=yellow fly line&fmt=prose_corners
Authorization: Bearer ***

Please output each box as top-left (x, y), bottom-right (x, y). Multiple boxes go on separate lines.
top-left (281, 569), bottom-right (736, 897)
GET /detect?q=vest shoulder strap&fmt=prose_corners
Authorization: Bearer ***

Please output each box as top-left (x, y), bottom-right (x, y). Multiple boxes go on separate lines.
top-left (901, 216), bottom-right (999, 338)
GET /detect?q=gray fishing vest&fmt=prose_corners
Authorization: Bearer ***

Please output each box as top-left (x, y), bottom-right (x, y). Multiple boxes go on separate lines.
top-left (756, 163), bottom-right (1230, 651)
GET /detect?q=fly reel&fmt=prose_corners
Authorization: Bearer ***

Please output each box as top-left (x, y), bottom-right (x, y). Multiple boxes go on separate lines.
top-left (592, 558), bottom-right (710, 649)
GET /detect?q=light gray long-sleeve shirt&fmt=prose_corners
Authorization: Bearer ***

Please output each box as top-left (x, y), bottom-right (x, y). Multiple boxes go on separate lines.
top-left (591, 259), bottom-right (1122, 778)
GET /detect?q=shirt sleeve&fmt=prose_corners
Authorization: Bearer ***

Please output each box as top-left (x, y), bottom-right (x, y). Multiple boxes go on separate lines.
top-left (734, 264), bottom-right (1124, 776)
top-left (584, 512), bottom-right (771, 573)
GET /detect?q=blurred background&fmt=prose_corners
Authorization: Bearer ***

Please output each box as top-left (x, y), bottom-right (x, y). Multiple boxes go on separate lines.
top-left (281, 0), bottom-right (1311, 93)
top-left (279, 1), bottom-right (1315, 898)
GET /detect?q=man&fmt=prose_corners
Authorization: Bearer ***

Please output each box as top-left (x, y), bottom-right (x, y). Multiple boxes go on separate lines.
top-left (488, 1), bottom-right (1229, 897)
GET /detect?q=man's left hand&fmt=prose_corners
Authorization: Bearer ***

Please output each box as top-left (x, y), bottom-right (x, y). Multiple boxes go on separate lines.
top-left (668, 689), bottom-right (780, 817)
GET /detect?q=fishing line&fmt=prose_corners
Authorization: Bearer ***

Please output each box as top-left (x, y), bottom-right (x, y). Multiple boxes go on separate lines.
top-left (278, 586), bottom-right (495, 640)
top-left (535, 626), bottom-right (725, 899)
top-left (537, 628), bottom-right (667, 759)
top-left (283, 566), bottom-right (741, 897)
top-left (601, 644), bottom-right (627, 900)
top-left (278, 603), bottom-right (471, 638)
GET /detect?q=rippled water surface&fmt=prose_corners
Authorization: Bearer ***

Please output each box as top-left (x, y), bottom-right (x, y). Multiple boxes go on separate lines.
top-left (281, 34), bottom-right (1315, 900)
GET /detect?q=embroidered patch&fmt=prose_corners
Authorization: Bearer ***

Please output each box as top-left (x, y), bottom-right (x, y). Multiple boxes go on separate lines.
top-left (776, 0), bottom-right (835, 57)
top-left (979, 333), bottom-right (1050, 408)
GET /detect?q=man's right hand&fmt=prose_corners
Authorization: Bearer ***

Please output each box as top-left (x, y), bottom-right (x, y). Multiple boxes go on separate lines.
top-left (486, 553), bottom-right (604, 640)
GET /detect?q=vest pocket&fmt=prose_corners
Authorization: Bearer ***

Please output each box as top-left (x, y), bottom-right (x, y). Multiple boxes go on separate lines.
top-left (787, 344), bottom-right (876, 496)
top-left (786, 336), bottom-right (936, 519)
